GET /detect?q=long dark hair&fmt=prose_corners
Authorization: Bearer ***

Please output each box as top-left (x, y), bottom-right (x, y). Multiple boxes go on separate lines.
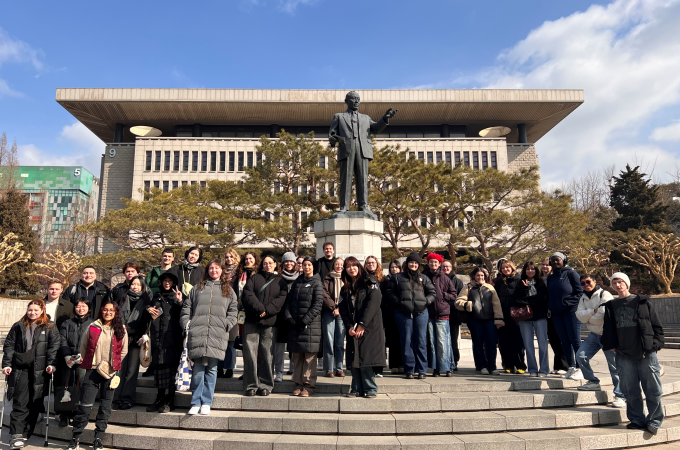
top-left (122, 275), bottom-right (151, 306)
top-left (234, 251), bottom-right (261, 281)
top-left (341, 257), bottom-right (365, 296)
top-left (199, 259), bottom-right (234, 297)
top-left (470, 267), bottom-right (486, 284)
top-left (97, 302), bottom-right (126, 341)
top-left (521, 261), bottom-right (541, 282)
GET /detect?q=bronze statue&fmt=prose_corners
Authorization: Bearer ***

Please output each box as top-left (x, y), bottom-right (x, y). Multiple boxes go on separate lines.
top-left (329, 91), bottom-right (398, 216)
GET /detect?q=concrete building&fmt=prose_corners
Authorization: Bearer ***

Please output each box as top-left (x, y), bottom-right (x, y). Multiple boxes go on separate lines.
top-left (55, 88), bottom-right (583, 254)
top-left (14, 165), bottom-right (99, 254)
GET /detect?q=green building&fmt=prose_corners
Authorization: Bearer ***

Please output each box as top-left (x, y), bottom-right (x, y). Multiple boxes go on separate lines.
top-left (16, 166), bottom-right (99, 254)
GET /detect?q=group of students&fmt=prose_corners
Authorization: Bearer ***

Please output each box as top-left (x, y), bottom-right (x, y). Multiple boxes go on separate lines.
top-left (0, 246), bottom-right (666, 449)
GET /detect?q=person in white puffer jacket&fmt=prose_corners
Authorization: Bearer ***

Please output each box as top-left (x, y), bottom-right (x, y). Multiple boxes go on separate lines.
top-left (574, 274), bottom-right (626, 408)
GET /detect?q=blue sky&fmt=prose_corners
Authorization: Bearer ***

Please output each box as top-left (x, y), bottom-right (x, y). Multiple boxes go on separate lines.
top-left (1, 0), bottom-right (679, 187)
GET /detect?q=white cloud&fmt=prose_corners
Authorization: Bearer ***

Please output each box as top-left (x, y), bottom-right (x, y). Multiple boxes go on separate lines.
top-left (428, 0), bottom-right (680, 187)
top-left (0, 79), bottom-right (23, 98)
top-left (650, 120), bottom-right (680, 141)
top-left (0, 26), bottom-right (45, 98)
top-left (239, 0), bottom-right (318, 13)
top-left (17, 123), bottom-right (104, 176)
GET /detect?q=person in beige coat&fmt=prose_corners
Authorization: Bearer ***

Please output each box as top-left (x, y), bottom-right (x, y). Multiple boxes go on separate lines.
top-left (455, 267), bottom-right (504, 374)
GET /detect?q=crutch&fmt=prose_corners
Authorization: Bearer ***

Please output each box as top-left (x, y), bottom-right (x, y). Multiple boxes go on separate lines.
top-left (1, 375), bottom-right (7, 432)
top-left (44, 372), bottom-right (53, 447)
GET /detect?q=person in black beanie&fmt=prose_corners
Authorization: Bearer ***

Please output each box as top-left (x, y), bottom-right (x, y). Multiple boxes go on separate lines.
top-left (386, 252), bottom-right (436, 379)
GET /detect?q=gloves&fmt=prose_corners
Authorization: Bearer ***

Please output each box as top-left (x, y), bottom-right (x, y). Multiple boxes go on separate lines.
top-left (65, 356), bottom-right (75, 368)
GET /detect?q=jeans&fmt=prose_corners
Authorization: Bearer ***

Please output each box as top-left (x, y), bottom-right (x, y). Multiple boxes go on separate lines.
top-left (243, 322), bottom-right (276, 391)
top-left (427, 319), bottom-right (452, 372)
top-left (190, 357), bottom-right (219, 406)
top-left (8, 369), bottom-right (42, 439)
top-left (518, 319), bottom-right (549, 375)
top-left (218, 341), bottom-right (236, 372)
top-left (322, 310), bottom-right (346, 372)
top-left (467, 318), bottom-right (498, 371)
top-left (394, 309), bottom-right (429, 375)
top-left (113, 343), bottom-right (140, 405)
top-left (551, 312), bottom-right (581, 368)
top-left (576, 332), bottom-right (624, 397)
top-left (71, 370), bottom-right (114, 440)
top-left (351, 367), bottom-right (378, 396)
top-left (616, 351), bottom-right (663, 429)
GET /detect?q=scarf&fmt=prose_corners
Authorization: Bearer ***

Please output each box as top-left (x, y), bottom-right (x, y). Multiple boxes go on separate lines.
top-left (330, 272), bottom-right (343, 305)
top-left (183, 260), bottom-right (199, 270)
top-left (224, 264), bottom-right (238, 283)
top-left (281, 270), bottom-right (299, 283)
top-left (584, 285), bottom-right (602, 299)
top-left (525, 278), bottom-right (537, 297)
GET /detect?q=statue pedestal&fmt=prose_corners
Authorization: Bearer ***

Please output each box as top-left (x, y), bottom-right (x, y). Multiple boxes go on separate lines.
top-left (313, 213), bottom-right (383, 263)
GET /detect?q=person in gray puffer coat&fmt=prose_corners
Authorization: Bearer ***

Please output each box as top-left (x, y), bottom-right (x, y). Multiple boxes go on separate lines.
top-left (284, 256), bottom-right (323, 396)
top-left (180, 259), bottom-right (238, 415)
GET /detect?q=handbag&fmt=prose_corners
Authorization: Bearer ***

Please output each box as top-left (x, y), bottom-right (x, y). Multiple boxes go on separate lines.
top-left (175, 322), bottom-right (193, 392)
top-left (510, 305), bottom-right (534, 321)
top-left (139, 323), bottom-right (152, 368)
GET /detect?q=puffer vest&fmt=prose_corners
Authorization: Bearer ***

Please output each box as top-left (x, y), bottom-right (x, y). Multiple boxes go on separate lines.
top-left (81, 324), bottom-right (124, 371)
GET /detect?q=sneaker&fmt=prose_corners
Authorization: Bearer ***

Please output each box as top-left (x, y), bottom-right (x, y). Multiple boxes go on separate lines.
top-left (568, 368), bottom-right (584, 381)
top-left (530, 373), bottom-right (538, 377)
top-left (445, 371), bottom-right (452, 377)
top-left (561, 367), bottom-right (575, 379)
top-left (626, 422), bottom-right (645, 430)
top-left (10, 435), bottom-right (25, 449)
top-left (417, 373), bottom-right (426, 380)
top-left (199, 405), bottom-right (211, 415)
top-left (405, 374), bottom-right (414, 379)
top-left (345, 391), bottom-right (359, 397)
top-left (577, 381), bottom-right (601, 391)
top-left (491, 370), bottom-right (501, 375)
top-left (67, 438), bottom-right (80, 450)
top-left (538, 373), bottom-right (548, 378)
top-left (286, 370), bottom-right (293, 375)
top-left (646, 425), bottom-right (659, 436)
top-left (375, 373), bottom-right (383, 377)
top-left (93, 438), bottom-right (104, 450)
top-left (274, 372), bottom-right (283, 382)
top-left (516, 369), bottom-right (525, 374)
top-left (188, 406), bottom-right (200, 415)
top-left (556, 369), bottom-right (567, 375)
top-left (504, 369), bottom-right (512, 373)
top-left (481, 368), bottom-right (490, 375)
top-left (612, 397), bottom-right (627, 408)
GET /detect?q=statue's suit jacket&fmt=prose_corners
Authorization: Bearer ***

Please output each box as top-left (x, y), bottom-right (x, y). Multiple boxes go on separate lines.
top-left (329, 110), bottom-right (388, 161)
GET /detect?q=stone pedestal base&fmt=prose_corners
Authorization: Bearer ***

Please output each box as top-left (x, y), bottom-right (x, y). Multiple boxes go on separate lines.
top-left (313, 215), bottom-right (383, 263)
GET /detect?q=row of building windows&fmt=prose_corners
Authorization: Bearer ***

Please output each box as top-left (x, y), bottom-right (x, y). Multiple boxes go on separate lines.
top-left (144, 180), bottom-right (207, 192)
top-left (174, 125), bottom-right (468, 139)
top-left (145, 150), bottom-right (497, 173)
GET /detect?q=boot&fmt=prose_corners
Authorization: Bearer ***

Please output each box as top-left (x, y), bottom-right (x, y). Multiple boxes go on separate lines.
top-left (158, 388), bottom-right (175, 413)
top-left (146, 389), bottom-right (164, 412)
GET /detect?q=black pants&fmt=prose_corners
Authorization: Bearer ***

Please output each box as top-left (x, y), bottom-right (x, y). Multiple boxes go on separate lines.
top-left (113, 343), bottom-right (140, 405)
top-left (9, 370), bottom-right (43, 438)
top-left (449, 322), bottom-right (460, 364)
top-left (547, 316), bottom-right (569, 371)
top-left (497, 318), bottom-right (527, 371)
top-left (71, 370), bottom-right (114, 440)
top-left (383, 308), bottom-right (403, 369)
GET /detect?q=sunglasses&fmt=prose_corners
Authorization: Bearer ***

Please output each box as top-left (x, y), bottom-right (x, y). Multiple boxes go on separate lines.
top-left (580, 280), bottom-right (594, 286)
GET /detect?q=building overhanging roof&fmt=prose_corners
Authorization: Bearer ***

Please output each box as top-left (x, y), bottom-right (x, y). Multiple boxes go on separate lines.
top-left (55, 88), bottom-right (584, 144)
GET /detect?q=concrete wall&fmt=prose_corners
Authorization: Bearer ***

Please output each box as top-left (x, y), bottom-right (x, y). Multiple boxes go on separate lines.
top-left (649, 296), bottom-right (680, 324)
top-left (507, 144), bottom-right (539, 174)
top-left (0, 299), bottom-right (30, 328)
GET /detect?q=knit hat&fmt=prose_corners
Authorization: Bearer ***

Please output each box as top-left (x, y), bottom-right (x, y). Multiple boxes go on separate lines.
top-left (282, 252), bottom-right (296, 263)
top-left (426, 253), bottom-right (443, 263)
top-left (610, 272), bottom-right (631, 289)
top-left (550, 252), bottom-right (566, 262)
top-left (405, 252), bottom-right (422, 264)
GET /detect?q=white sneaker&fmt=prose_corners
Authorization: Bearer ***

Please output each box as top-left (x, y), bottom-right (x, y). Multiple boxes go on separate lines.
top-left (561, 367), bottom-right (575, 379)
top-left (187, 406), bottom-right (200, 415)
top-left (491, 370), bottom-right (501, 375)
top-left (481, 368), bottom-right (489, 375)
top-left (199, 405), bottom-right (211, 415)
top-left (568, 369), bottom-right (584, 381)
top-left (556, 369), bottom-right (567, 375)
top-left (274, 372), bottom-right (283, 382)
top-left (611, 397), bottom-right (627, 408)
top-left (375, 373), bottom-right (383, 377)
top-left (577, 381), bottom-right (601, 391)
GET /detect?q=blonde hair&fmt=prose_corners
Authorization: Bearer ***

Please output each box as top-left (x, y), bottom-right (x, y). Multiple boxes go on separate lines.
top-left (499, 260), bottom-right (517, 278)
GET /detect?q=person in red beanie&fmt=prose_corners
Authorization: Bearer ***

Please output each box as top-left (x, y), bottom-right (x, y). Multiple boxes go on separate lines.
top-left (422, 253), bottom-right (457, 376)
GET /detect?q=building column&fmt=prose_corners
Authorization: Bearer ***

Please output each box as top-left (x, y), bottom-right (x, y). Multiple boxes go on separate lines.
top-left (517, 123), bottom-right (528, 143)
top-left (113, 123), bottom-right (124, 143)
top-left (192, 123), bottom-right (202, 137)
top-left (440, 124), bottom-right (450, 138)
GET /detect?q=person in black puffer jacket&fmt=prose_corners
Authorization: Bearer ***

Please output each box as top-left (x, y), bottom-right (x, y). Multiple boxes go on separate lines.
top-left (145, 272), bottom-right (184, 413)
top-left (56, 297), bottom-right (93, 427)
top-left (442, 260), bottom-right (463, 371)
top-left (284, 256), bottom-right (323, 396)
top-left (274, 252), bottom-right (300, 379)
top-left (494, 260), bottom-right (527, 373)
top-left (512, 261), bottom-right (549, 376)
top-left (241, 255), bottom-right (289, 396)
top-left (2, 300), bottom-right (60, 448)
top-left (383, 260), bottom-right (404, 373)
top-left (386, 252), bottom-right (436, 379)
top-left (423, 253), bottom-right (457, 377)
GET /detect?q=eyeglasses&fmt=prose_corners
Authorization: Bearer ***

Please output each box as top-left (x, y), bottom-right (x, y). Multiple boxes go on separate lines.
top-left (102, 309), bottom-right (115, 313)
top-left (581, 280), bottom-right (593, 286)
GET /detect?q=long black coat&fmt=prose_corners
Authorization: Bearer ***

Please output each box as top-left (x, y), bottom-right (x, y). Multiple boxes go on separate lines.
top-left (149, 290), bottom-right (184, 366)
top-left (284, 274), bottom-right (323, 353)
top-left (59, 315), bottom-right (94, 357)
top-left (242, 272), bottom-right (288, 327)
top-left (2, 322), bottom-right (60, 398)
top-left (339, 276), bottom-right (386, 369)
top-left (386, 271), bottom-right (436, 315)
top-left (494, 274), bottom-right (521, 318)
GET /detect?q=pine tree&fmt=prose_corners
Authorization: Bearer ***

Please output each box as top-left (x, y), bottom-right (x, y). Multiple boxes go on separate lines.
top-left (0, 187), bottom-right (40, 293)
top-left (610, 165), bottom-right (669, 232)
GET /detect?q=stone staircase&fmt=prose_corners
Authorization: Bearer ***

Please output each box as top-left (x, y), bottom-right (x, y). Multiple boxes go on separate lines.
top-left (4, 366), bottom-right (680, 449)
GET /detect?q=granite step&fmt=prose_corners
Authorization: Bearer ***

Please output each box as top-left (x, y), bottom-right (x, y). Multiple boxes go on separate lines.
top-left (10, 416), bottom-right (680, 450)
